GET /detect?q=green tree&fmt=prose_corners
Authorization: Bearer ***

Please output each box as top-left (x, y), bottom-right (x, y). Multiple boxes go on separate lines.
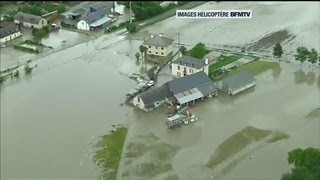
top-left (189, 42), bottom-right (209, 59)
top-left (281, 147), bottom-right (320, 180)
top-left (294, 47), bottom-right (309, 69)
top-left (273, 42), bottom-right (284, 58)
top-left (139, 45), bottom-right (148, 62)
top-left (126, 23), bottom-right (136, 33)
top-left (135, 52), bottom-right (140, 62)
top-left (179, 46), bottom-right (187, 55)
top-left (307, 48), bottom-right (318, 69)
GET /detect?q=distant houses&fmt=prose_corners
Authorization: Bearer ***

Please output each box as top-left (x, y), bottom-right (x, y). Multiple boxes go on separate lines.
top-left (220, 71), bottom-right (255, 95)
top-left (62, 1), bottom-right (114, 31)
top-left (14, 12), bottom-right (48, 29)
top-left (171, 55), bottom-right (210, 77)
top-left (143, 34), bottom-right (174, 57)
top-left (0, 21), bottom-right (22, 44)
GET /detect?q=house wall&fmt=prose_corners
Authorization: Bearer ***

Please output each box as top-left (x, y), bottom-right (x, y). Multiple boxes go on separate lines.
top-left (171, 63), bottom-right (209, 77)
top-left (231, 82), bottom-right (255, 95)
top-left (132, 96), bottom-right (147, 111)
top-left (14, 18), bottom-right (47, 29)
top-left (0, 31), bottom-right (22, 43)
top-left (146, 44), bottom-right (173, 57)
top-left (77, 20), bottom-right (90, 31)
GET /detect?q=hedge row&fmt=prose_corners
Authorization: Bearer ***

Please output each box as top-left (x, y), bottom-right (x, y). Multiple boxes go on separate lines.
top-left (13, 44), bottom-right (40, 54)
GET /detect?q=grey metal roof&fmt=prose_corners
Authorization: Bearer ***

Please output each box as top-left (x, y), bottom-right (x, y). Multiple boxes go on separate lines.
top-left (81, 7), bottom-right (111, 25)
top-left (197, 82), bottom-right (218, 96)
top-left (0, 22), bottom-right (19, 39)
top-left (222, 71), bottom-right (255, 91)
top-left (174, 88), bottom-right (203, 104)
top-left (138, 84), bottom-right (172, 107)
top-left (167, 71), bottom-right (212, 94)
top-left (204, 51), bottom-right (222, 60)
top-left (143, 35), bottom-right (174, 47)
top-left (15, 12), bottom-right (43, 24)
top-left (173, 56), bottom-right (207, 69)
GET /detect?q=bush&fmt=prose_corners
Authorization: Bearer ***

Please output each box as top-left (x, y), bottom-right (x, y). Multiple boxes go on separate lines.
top-left (61, 21), bottom-right (76, 29)
top-left (32, 26), bottom-right (50, 40)
top-left (126, 23), bottom-right (136, 33)
top-left (44, 3), bottom-right (67, 13)
top-left (13, 44), bottom-right (40, 54)
top-left (19, 4), bottom-right (44, 16)
top-left (189, 42), bottom-right (210, 59)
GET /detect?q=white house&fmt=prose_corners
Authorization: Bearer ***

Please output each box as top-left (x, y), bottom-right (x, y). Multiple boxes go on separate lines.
top-left (132, 84), bottom-right (172, 111)
top-left (143, 34), bottom-right (174, 57)
top-left (172, 55), bottom-right (210, 77)
top-left (0, 21), bottom-right (22, 44)
top-left (14, 12), bottom-right (48, 29)
top-left (77, 8), bottom-right (112, 31)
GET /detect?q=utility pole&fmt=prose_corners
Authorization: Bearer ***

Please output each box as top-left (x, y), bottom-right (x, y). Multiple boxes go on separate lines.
top-left (178, 32), bottom-right (180, 48)
top-left (129, 1), bottom-right (132, 24)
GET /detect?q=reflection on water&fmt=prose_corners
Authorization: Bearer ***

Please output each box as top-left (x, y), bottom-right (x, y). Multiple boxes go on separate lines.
top-left (294, 70), bottom-right (317, 85)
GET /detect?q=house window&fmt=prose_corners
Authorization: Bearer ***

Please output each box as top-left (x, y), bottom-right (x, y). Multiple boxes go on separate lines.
top-left (184, 67), bottom-right (186, 72)
top-left (161, 52), bottom-right (164, 55)
top-left (178, 65), bottom-right (180, 70)
top-left (155, 46), bottom-right (158, 49)
top-left (156, 52), bottom-right (158, 54)
top-left (149, 51), bottom-right (151, 53)
top-left (177, 72), bottom-right (181, 77)
top-left (138, 98), bottom-right (140, 102)
top-left (161, 47), bottom-right (164, 50)
top-left (149, 46), bottom-right (151, 48)
top-left (189, 69), bottom-right (193, 73)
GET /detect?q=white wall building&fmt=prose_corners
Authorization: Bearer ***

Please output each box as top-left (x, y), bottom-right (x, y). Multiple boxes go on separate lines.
top-left (0, 22), bottom-right (22, 44)
top-left (143, 34), bottom-right (174, 57)
top-left (14, 12), bottom-right (48, 29)
top-left (172, 56), bottom-right (210, 77)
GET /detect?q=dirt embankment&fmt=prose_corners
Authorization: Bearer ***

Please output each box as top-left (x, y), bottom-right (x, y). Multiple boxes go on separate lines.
top-left (247, 30), bottom-right (296, 51)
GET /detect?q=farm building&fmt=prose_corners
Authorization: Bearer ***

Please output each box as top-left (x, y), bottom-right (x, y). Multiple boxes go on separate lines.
top-left (221, 71), bottom-right (255, 95)
top-left (0, 21), bottom-right (22, 44)
top-left (167, 71), bottom-right (218, 106)
top-left (14, 12), bottom-right (48, 29)
top-left (132, 84), bottom-right (172, 111)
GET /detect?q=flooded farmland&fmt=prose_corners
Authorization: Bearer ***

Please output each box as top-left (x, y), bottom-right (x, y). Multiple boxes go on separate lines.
top-left (1, 1), bottom-right (320, 180)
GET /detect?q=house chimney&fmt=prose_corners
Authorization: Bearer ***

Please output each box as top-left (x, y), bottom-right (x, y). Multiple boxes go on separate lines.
top-left (205, 58), bottom-right (209, 65)
top-left (150, 34), bottom-right (154, 38)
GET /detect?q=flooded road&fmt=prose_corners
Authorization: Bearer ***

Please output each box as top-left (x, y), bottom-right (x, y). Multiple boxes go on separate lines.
top-left (0, 33), bottom-right (143, 179)
top-left (1, 1), bottom-right (320, 180)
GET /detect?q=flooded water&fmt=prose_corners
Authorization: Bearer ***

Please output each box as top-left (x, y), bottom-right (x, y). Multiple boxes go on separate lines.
top-left (1, 1), bottom-right (320, 180)
top-left (0, 33), bottom-right (143, 179)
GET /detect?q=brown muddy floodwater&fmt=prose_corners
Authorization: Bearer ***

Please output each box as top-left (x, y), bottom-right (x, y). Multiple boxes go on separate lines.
top-left (0, 33), bottom-right (144, 179)
top-left (1, 1), bottom-right (320, 180)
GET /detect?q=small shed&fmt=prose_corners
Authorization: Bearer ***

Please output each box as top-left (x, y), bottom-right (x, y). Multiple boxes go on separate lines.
top-left (166, 114), bottom-right (183, 129)
top-left (221, 71), bottom-right (255, 95)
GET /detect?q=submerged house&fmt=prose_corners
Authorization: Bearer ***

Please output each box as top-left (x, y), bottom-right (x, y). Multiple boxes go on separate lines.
top-left (171, 55), bottom-right (210, 77)
top-left (221, 71), bottom-right (255, 95)
top-left (132, 84), bottom-right (172, 111)
top-left (167, 71), bottom-right (218, 106)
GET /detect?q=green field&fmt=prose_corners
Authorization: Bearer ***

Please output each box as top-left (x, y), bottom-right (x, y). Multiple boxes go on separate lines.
top-left (209, 55), bottom-right (243, 75)
top-left (93, 126), bottom-right (128, 180)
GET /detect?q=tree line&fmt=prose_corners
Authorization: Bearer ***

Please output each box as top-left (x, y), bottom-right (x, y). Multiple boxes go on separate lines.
top-left (273, 42), bottom-right (319, 69)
